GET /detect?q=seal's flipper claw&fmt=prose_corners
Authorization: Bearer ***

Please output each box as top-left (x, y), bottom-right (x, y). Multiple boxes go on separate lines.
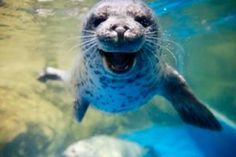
top-left (161, 66), bottom-right (222, 131)
top-left (37, 66), bottom-right (49, 82)
top-left (73, 99), bottom-right (89, 122)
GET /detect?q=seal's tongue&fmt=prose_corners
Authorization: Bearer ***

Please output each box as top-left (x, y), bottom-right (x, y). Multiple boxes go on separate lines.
top-left (101, 52), bottom-right (136, 74)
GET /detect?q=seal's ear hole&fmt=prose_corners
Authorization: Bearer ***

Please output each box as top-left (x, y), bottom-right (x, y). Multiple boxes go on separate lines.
top-left (93, 15), bottom-right (108, 27)
top-left (134, 16), bottom-right (152, 27)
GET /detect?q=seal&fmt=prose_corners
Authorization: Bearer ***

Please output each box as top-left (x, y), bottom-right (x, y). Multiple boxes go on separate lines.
top-left (38, 0), bottom-right (221, 130)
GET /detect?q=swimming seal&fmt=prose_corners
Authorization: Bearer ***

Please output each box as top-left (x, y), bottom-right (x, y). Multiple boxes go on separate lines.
top-left (38, 0), bottom-right (221, 130)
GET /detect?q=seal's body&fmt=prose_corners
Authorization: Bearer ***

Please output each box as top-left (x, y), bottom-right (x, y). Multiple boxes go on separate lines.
top-left (77, 50), bottom-right (159, 113)
top-left (38, 0), bottom-right (221, 130)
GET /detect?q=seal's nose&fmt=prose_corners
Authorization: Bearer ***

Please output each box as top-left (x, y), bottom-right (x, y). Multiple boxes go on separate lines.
top-left (111, 25), bottom-right (129, 39)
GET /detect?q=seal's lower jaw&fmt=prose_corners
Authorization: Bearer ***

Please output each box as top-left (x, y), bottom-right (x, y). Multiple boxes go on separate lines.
top-left (100, 50), bottom-right (137, 74)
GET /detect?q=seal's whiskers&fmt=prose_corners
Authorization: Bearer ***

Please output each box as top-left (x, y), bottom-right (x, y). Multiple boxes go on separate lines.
top-left (145, 39), bottom-right (177, 67)
top-left (65, 38), bottom-right (96, 55)
top-left (82, 29), bottom-right (96, 34)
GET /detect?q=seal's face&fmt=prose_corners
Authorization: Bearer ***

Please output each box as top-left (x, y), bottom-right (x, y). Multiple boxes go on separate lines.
top-left (82, 0), bottom-right (159, 74)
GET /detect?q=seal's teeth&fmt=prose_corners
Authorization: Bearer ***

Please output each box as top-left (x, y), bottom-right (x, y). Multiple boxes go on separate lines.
top-left (100, 51), bottom-right (137, 74)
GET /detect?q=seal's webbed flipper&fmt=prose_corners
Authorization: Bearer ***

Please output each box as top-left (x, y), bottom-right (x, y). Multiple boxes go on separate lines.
top-left (73, 99), bottom-right (89, 122)
top-left (161, 66), bottom-right (222, 131)
top-left (37, 66), bottom-right (67, 83)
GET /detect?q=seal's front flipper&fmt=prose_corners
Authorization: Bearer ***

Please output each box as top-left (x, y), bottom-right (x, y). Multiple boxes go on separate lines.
top-left (160, 66), bottom-right (221, 131)
top-left (73, 99), bottom-right (89, 122)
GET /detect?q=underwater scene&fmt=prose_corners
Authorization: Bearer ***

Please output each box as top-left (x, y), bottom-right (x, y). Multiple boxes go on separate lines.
top-left (0, 0), bottom-right (236, 157)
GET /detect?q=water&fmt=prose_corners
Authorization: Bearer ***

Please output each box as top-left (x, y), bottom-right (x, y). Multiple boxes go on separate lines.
top-left (120, 119), bottom-right (236, 157)
top-left (0, 0), bottom-right (236, 156)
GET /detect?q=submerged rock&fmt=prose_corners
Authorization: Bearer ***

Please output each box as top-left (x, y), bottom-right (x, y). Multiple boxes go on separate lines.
top-left (63, 135), bottom-right (156, 157)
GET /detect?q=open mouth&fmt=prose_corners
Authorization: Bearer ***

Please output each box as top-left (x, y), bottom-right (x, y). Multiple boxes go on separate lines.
top-left (100, 50), bottom-right (137, 74)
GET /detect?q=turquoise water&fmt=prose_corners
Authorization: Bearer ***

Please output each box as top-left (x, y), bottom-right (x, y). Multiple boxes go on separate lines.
top-left (0, 0), bottom-right (236, 156)
top-left (152, 0), bottom-right (236, 121)
top-left (121, 119), bottom-right (236, 157)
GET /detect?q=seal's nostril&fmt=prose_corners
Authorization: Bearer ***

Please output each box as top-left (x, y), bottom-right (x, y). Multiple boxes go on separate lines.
top-left (124, 25), bottom-right (129, 30)
top-left (115, 26), bottom-right (126, 38)
top-left (111, 25), bottom-right (117, 30)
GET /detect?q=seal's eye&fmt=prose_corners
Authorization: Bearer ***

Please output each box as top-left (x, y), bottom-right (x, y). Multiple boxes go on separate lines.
top-left (135, 16), bottom-right (152, 27)
top-left (93, 15), bottom-right (108, 27)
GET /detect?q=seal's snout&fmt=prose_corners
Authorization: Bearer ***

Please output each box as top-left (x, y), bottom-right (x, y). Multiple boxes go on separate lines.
top-left (96, 18), bottom-right (144, 52)
top-left (110, 23), bottom-right (144, 43)
top-left (111, 24), bottom-right (129, 39)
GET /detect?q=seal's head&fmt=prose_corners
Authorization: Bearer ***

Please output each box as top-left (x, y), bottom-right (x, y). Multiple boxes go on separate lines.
top-left (82, 0), bottom-right (159, 74)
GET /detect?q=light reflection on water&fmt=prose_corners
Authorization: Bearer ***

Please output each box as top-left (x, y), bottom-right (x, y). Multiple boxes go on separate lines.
top-left (0, 0), bottom-right (235, 156)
